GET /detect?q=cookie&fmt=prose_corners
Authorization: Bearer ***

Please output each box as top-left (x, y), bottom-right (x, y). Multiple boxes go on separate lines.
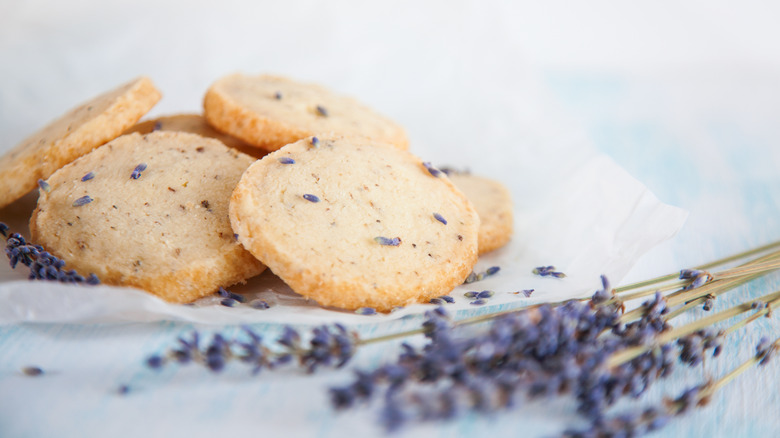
top-left (229, 135), bottom-right (479, 312)
top-left (204, 74), bottom-right (409, 152)
top-left (0, 77), bottom-right (161, 209)
top-left (447, 172), bottom-right (513, 254)
top-left (124, 113), bottom-right (267, 159)
top-left (30, 131), bottom-right (266, 303)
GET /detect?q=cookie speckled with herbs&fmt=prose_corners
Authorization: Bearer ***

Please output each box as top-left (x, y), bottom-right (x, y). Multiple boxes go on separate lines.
top-left (30, 131), bottom-right (266, 303)
top-left (0, 77), bottom-right (161, 209)
top-left (229, 135), bottom-right (479, 312)
top-left (203, 74), bottom-right (409, 152)
top-left (447, 172), bottom-right (514, 254)
top-left (124, 113), bottom-right (267, 159)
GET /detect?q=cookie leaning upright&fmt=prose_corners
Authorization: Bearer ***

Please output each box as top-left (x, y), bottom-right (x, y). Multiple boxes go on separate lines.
top-left (230, 136), bottom-right (479, 312)
top-left (0, 77), bottom-right (161, 209)
top-left (30, 131), bottom-right (266, 303)
top-left (204, 74), bottom-right (409, 152)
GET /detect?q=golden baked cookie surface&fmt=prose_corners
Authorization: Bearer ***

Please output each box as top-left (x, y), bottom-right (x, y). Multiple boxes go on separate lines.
top-left (124, 113), bottom-right (266, 159)
top-left (30, 131), bottom-right (265, 303)
top-left (0, 77), bottom-right (161, 209)
top-left (229, 136), bottom-right (478, 311)
top-left (448, 173), bottom-right (514, 254)
top-left (204, 74), bottom-right (409, 152)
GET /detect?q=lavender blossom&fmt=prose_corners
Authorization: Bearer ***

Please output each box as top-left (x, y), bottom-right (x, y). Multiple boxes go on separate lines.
top-left (130, 163), bottom-right (147, 179)
top-left (422, 162), bottom-right (443, 178)
top-left (4, 229), bottom-right (99, 285)
top-left (146, 325), bottom-right (357, 375)
top-left (756, 337), bottom-right (776, 366)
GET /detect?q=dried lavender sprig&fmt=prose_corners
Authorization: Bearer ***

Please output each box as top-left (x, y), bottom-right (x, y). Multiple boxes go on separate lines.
top-left (611, 250), bottom-right (780, 306)
top-left (608, 289), bottom-right (780, 367)
top-left (721, 295), bottom-right (780, 337)
top-left (333, 270), bottom-right (766, 431)
top-left (332, 288), bottom-right (670, 431)
top-left (569, 334), bottom-right (780, 437)
top-left (613, 240), bottom-right (780, 293)
top-left (620, 269), bottom-right (772, 323)
top-left (336, 275), bottom-right (762, 433)
top-left (3, 225), bottom-right (99, 285)
top-left (659, 274), bottom-right (765, 321)
top-left (146, 324), bottom-right (359, 374)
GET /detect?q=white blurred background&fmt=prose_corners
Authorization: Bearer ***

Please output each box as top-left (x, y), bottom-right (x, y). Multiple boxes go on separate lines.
top-left (3, 1), bottom-right (779, 167)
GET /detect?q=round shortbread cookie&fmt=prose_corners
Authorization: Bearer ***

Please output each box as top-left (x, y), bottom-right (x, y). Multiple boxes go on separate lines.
top-left (229, 136), bottom-right (479, 312)
top-left (0, 77), bottom-right (161, 209)
top-left (30, 131), bottom-right (266, 303)
top-left (124, 113), bottom-right (267, 159)
top-left (447, 173), bottom-right (514, 254)
top-left (204, 74), bottom-right (409, 152)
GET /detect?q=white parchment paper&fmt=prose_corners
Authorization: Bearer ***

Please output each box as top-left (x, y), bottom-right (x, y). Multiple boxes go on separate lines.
top-left (0, 150), bottom-right (687, 326)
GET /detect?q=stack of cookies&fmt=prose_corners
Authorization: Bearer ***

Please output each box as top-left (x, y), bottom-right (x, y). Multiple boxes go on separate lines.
top-left (0, 74), bottom-right (513, 312)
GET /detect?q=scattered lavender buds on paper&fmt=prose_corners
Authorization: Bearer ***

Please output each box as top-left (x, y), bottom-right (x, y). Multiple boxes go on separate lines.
top-left (533, 265), bottom-right (566, 278)
top-left (217, 287), bottom-right (246, 303)
top-left (477, 290), bottom-right (494, 299)
top-left (21, 366), bottom-right (44, 377)
top-left (220, 298), bottom-right (238, 307)
top-left (463, 266), bottom-right (501, 284)
top-left (311, 137), bottom-right (320, 147)
top-left (303, 194), bottom-right (320, 203)
top-left (316, 105), bottom-right (329, 117)
top-left (81, 172), bottom-right (95, 182)
top-left (214, 288), bottom-right (271, 310)
top-left (510, 289), bottom-right (534, 297)
top-left (429, 296), bottom-right (455, 305)
top-left (250, 300), bottom-right (271, 310)
top-left (278, 157), bottom-right (295, 164)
